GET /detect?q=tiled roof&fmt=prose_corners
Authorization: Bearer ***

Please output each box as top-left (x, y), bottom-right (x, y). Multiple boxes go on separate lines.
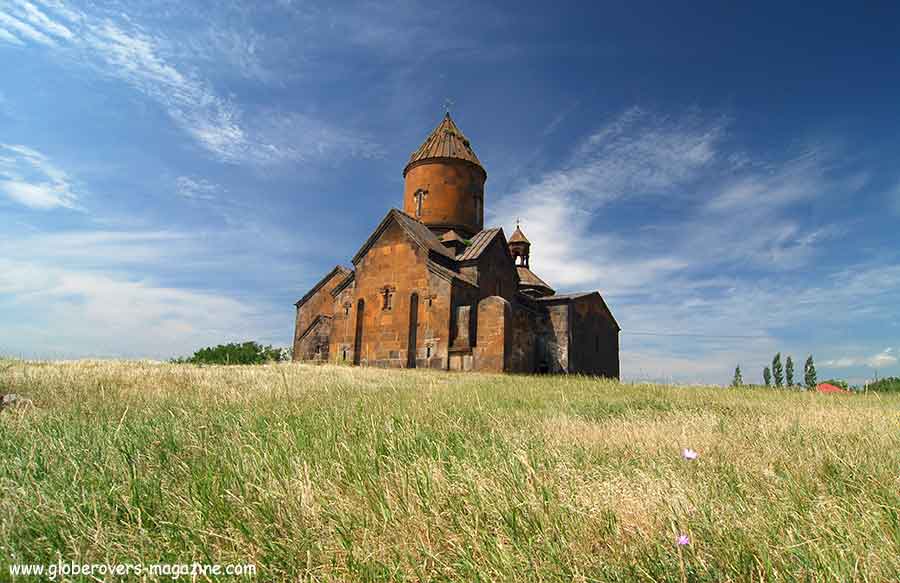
top-left (517, 266), bottom-right (554, 294)
top-left (534, 292), bottom-right (594, 301)
top-left (440, 230), bottom-right (466, 243)
top-left (393, 209), bottom-right (456, 259)
top-left (404, 113), bottom-right (483, 174)
top-left (427, 259), bottom-right (476, 287)
top-left (458, 228), bottom-right (501, 261)
top-left (352, 208), bottom-right (456, 265)
top-left (508, 226), bottom-right (530, 244)
top-left (295, 265), bottom-right (351, 307)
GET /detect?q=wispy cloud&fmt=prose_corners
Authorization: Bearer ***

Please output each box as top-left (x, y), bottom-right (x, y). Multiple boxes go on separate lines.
top-left (0, 8), bottom-right (58, 45)
top-left (0, 257), bottom-right (276, 358)
top-left (0, 144), bottom-right (79, 209)
top-left (486, 107), bottom-right (895, 383)
top-left (175, 176), bottom-right (218, 201)
top-left (824, 348), bottom-right (897, 369)
top-left (490, 107), bottom-right (723, 292)
top-left (0, 23), bottom-right (24, 44)
top-left (0, 0), bottom-right (379, 165)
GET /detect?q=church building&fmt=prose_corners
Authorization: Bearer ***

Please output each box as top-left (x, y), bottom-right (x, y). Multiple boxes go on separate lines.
top-left (293, 114), bottom-right (620, 376)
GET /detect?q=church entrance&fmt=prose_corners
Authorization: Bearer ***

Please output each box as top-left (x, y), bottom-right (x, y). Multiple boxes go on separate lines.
top-left (407, 293), bottom-right (419, 368)
top-left (353, 299), bottom-right (365, 365)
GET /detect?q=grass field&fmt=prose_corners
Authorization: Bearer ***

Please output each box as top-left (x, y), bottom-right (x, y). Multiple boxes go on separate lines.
top-left (2, 360), bottom-right (900, 582)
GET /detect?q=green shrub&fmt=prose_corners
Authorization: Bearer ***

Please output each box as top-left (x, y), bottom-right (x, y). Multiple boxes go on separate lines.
top-left (172, 341), bottom-right (289, 365)
top-left (867, 376), bottom-right (900, 393)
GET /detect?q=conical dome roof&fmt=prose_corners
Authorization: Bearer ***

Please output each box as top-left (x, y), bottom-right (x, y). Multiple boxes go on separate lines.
top-left (404, 113), bottom-right (484, 176)
top-left (509, 225), bottom-right (530, 244)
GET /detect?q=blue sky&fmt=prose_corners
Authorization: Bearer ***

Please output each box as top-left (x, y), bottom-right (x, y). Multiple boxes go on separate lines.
top-left (1, 0), bottom-right (898, 384)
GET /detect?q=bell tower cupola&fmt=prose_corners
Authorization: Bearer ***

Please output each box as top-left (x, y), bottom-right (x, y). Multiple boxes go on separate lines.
top-left (509, 222), bottom-right (555, 298)
top-left (508, 222), bottom-right (531, 267)
top-left (403, 113), bottom-right (486, 238)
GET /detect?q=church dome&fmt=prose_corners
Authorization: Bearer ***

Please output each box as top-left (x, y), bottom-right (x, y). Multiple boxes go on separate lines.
top-left (403, 113), bottom-right (486, 238)
top-left (403, 113), bottom-right (484, 176)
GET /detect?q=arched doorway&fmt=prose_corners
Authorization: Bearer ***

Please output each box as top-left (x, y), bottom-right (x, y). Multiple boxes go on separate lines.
top-left (353, 298), bottom-right (365, 365)
top-left (407, 293), bottom-right (419, 368)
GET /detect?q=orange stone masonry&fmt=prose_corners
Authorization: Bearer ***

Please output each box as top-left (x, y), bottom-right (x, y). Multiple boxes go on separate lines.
top-left (292, 114), bottom-right (620, 376)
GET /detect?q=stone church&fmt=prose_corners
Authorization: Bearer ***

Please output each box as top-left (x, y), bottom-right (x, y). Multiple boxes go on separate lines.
top-left (293, 114), bottom-right (620, 376)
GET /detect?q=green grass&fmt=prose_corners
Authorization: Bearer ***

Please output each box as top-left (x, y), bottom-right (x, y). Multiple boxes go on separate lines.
top-left (2, 359), bottom-right (900, 581)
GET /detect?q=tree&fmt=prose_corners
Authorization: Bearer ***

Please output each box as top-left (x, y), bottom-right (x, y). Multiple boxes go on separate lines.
top-left (772, 353), bottom-right (784, 388)
top-left (763, 366), bottom-right (772, 387)
top-left (731, 365), bottom-right (743, 387)
top-left (867, 376), bottom-right (900, 393)
top-left (171, 341), bottom-right (289, 365)
top-left (785, 356), bottom-right (795, 387)
top-left (804, 355), bottom-right (817, 389)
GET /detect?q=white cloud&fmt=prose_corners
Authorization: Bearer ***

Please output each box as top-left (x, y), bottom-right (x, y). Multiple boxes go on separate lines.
top-left (489, 108), bottom-right (722, 293)
top-left (0, 230), bottom-right (187, 266)
top-left (14, 0), bottom-right (72, 39)
top-left (485, 108), bottom-right (895, 383)
top-left (0, 25), bottom-right (24, 44)
top-left (824, 348), bottom-right (898, 369)
top-left (0, 257), bottom-right (277, 358)
top-left (0, 1), bottom-right (378, 165)
top-left (0, 10), bottom-right (56, 44)
top-left (0, 144), bottom-right (78, 209)
top-left (175, 176), bottom-right (218, 201)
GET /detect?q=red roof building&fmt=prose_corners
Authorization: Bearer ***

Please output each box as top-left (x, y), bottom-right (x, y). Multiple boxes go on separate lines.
top-left (816, 383), bottom-right (850, 394)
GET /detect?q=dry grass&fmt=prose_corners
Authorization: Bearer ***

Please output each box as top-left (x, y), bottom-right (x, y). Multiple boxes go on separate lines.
top-left (2, 359), bottom-right (899, 581)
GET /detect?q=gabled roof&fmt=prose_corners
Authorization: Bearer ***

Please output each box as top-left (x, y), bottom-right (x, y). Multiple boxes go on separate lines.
top-left (440, 230), bottom-right (466, 244)
top-left (458, 228), bottom-right (500, 261)
top-left (517, 266), bottom-right (555, 295)
top-left (296, 314), bottom-right (332, 342)
top-left (295, 265), bottom-right (351, 307)
top-left (330, 270), bottom-right (355, 297)
top-left (352, 208), bottom-right (456, 265)
top-left (404, 113), bottom-right (484, 176)
top-left (427, 259), bottom-right (477, 287)
top-left (536, 291), bottom-right (621, 331)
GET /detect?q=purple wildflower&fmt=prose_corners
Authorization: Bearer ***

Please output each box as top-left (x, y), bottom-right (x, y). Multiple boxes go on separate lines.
top-left (681, 448), bottom-right (699, 461)
top-left (676, 534), bottom-right (690, 546)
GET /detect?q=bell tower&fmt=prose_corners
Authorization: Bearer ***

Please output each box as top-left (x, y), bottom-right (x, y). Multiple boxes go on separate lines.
top-left (403, 113), bottom-right (486, 238)
top-left (508, 222), bottom-right (530, 267)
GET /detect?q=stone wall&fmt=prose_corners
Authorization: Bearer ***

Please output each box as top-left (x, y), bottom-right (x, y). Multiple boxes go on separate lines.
top-left (403, 159), bottom-right (485, 237)
top-left (570, 295), bottom-right (620, 378)
top-left (473, 296), bottom-right (511, 372)
top-left (295, 316), bottom-right (332, 362)
top-left (329, 219), bottom-right (455, 370)
top-left (293, 268), bottom-right (348, 361)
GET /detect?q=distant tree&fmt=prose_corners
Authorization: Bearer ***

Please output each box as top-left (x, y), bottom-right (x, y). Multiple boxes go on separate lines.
top-left (172, 341), bottom-right (289, 365)
top-left (785, 356), bottom-right (795, 387)
top-left (867, 376), bottom-right (900, 393)
top-left (804, 355), bottom-right (817, 389)
top-left (763, 366), bottom-right (772, 387)
top-left (731, 365), bottom-right (743, 387)
top-left (772, 353), bottom-right (784, 388)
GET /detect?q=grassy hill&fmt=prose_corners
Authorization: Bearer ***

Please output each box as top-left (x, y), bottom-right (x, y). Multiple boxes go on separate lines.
top-left (2, 360), bottom-right (899, 581)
